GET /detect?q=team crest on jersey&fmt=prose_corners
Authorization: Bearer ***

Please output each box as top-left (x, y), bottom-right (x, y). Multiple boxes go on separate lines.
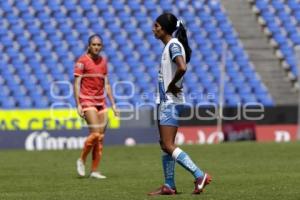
top-left (75, 62), bottom-right (84, 69)
top-left (170, 43), bottom-right (181, 54)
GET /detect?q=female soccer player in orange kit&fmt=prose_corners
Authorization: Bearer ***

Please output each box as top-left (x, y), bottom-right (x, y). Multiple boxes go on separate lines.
top-left (74, 34), bottom-right (118, 179)
top-left (148, 13), bottom-right (212, 195)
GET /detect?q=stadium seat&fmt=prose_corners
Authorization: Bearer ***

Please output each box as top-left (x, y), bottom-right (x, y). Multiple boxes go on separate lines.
top-left (0, 0), bottom-right (275, 108)
top-left (253, 0), bottom-right (300, 80)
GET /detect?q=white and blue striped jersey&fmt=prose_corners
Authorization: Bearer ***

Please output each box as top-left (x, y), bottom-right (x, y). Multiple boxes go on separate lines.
top-left (157, 38), bottom-right (186, 104)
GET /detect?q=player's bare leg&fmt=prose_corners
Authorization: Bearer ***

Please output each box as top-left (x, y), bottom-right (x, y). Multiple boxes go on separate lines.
top-left (77, 109), bottom-right (102, 177)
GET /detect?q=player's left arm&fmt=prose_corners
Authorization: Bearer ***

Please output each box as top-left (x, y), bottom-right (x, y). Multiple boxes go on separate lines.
top-left (105, 76), bottom-right (119, 116)
top-left (170, 56), bottom-right (187, 85)
top-left (167, 43), bottom-right (187, 96)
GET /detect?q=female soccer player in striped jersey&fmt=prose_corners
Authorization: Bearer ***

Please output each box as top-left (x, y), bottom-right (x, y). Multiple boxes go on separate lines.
top-left (74, 34), bottom-right (119, 179)
top-left (148, 13), bottom-right (212, 195)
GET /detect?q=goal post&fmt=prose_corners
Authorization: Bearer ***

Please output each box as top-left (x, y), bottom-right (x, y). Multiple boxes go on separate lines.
top-left (295, 45), bottom-right (300, 140)
top-left (217, 42), bottom-right (226, 134)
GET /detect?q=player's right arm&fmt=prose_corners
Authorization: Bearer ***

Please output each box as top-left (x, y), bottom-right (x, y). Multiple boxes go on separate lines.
top-left (74, 59), bottom-right (85, 117)
top-left (74, 76), bottom-right (83, 117)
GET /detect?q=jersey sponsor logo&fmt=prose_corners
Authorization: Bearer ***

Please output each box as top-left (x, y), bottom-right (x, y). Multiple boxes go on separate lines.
top-left (170, 43), bottom-right (181, 55)
top-left (75, 62), bottom-right (84, 69)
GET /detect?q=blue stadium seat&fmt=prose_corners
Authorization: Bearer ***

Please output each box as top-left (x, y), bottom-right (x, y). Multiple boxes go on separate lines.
top-left (31, 1), bottom-right (44, 12)
top-left (79, 1), bottom-right (93, 11)
top-left (118, 11), bottom-right (131, 24)
top-left (287, 0), bottom-right (300, 10)
top-left (1, 97), bottom-right (16, 109)
top-left (102, 11), bottom-right (115, 24)
top-left (1, 35), bottom-right (13, 47)
top-left (63, 1), bottom-right (76, 11)
top-left (59, 23), bottom-right (73, 35)
top-left (1, 1), bottom-right (13, 13)
top-left (271, 1), bottom-right (285, 11)
top-left (86, 12), bottom-right (100, 25)
top-left (293, 11), bottom-right (300, 21)
top-left (144, 1), bottom-right (156, 11)
top-left (53, 10), bottom-right (66, 20)
top-left (160, 0), bottom-right (174, 11)
top-left (47, 0), bottom-right (60, 12)
top-left (17, 96), bottom-right (33, 108)
top-left (123, 23), bottom-right (136, 35)
top-left (255, 0), bottom-right (300, 79)
top-left (11, 25), bottom-right (24, 36)
top-left (17, 36), bottom-right (30, 48)
top-left (5, 13), bottom-right (19, 25)
top-left (69, 12), bottom-right (83, 23)
top-left (0, 0), bottom-right (275, 108)
top-left (257, 94), bottom-right (274, 106)
top-left (226, 95), bottom-right (241, 107)
top-left (94, 0), bottom-right (108, 10)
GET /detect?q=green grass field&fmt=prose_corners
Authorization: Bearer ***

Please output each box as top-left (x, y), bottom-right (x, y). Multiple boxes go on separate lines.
top-left (0, 142), bottom-right (299, 200)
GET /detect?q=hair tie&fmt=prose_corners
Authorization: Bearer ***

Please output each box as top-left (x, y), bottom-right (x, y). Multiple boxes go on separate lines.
top-left (176, 20), bottom-right (183, 28)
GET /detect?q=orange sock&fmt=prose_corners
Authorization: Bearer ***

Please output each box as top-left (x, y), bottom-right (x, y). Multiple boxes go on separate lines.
top-left (80, 132), bottom-right (99, 163)
top-left (91, 136), bottom-right (104, 172)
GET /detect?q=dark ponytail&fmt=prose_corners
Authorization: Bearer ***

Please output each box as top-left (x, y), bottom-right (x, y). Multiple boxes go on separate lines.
top-left (175, 23), bottom-right (192, 63)
top-left (156, 13), bottom-right (192, 63)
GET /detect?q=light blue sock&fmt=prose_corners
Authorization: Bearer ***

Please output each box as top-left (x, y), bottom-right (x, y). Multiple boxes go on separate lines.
top-left (172, 147), bottom-right (204, 179)
top-left (162, 152), bottom-right (175, 188)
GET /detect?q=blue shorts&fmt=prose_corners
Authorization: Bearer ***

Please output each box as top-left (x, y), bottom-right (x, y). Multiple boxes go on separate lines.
top-left (158, 103), bottom-right (184, 127)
